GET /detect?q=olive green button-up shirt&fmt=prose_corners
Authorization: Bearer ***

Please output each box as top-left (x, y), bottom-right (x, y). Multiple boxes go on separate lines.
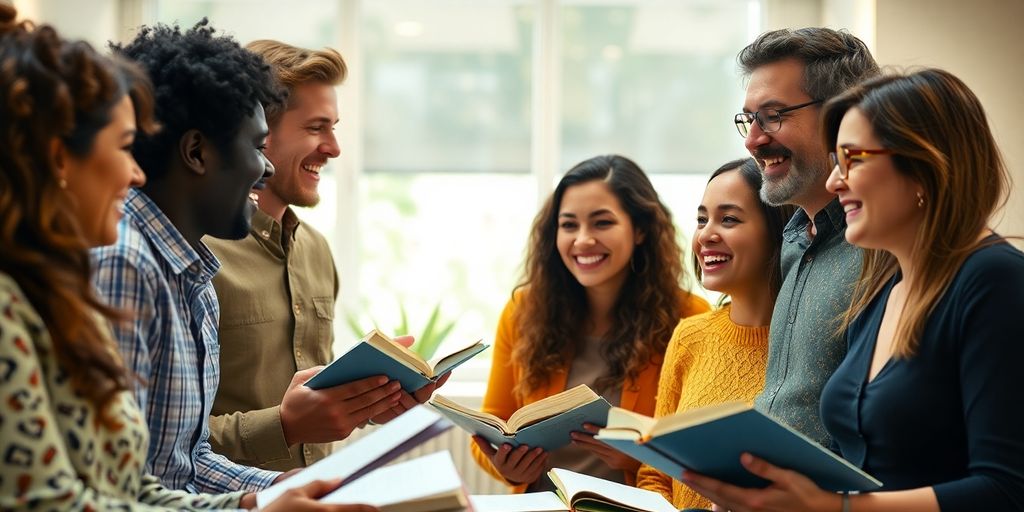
top-left (754, 197), bottom-right (862, 447)
top-left (205, 208), bottom-right (338, 471)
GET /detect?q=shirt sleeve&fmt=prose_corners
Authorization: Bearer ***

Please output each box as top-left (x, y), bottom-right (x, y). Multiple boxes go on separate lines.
top-left (192, 437), bottom-right (280, 493)
top-left (0, 289), bottom-right (242, 511)
top-left (931, 250), bottom-right (1024, 511)
top-left (635, 319), bottom-right (689, 503)
top-left (469, 297), bottom-right (529, 493)
top-left (208, 405), bottom-right (292, 467)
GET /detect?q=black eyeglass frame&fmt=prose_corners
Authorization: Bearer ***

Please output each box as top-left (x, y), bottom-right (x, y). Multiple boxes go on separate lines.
top-left (733, 99), bottom-right (822, 138)
top-left (829, 147), bottom-right (895, 179)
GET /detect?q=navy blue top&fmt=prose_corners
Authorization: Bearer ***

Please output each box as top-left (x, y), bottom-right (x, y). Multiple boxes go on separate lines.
top-left (820, 240), bottom-right (1024, 511)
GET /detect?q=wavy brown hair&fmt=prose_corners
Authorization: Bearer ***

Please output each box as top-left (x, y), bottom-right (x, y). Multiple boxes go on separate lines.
top-left (823, 69), bottom-right (1009, 357)
top-left (0, 5), bottom-right (158, 428)
top-left (512, 155), bottom-right (692, 398)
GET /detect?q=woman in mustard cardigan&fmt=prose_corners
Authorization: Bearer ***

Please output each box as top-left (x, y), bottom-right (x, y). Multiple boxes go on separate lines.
top-left (470, 154), bottom-right (709, 492)
top-left (635, 158), bottom-right (794, 510)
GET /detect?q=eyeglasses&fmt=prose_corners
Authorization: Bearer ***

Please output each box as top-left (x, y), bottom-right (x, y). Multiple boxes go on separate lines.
top-left (733, 100), bottom-right (822, 138)
top-left (829, 147), bottom-right (894, 179)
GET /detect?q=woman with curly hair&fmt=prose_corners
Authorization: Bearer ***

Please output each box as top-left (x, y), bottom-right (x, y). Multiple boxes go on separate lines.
top-left (0, 6), bottom-right (374, 511)
top-left (470, 154), bottom-right (709, 492)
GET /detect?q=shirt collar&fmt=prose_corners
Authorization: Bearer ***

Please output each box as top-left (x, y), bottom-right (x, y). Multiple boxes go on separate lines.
top-left (125, 189), bottom-right (220, 280)
top-left (783, 196), bottom-right (848, 246)
top-left (249, 207), bottom-right (302, 255)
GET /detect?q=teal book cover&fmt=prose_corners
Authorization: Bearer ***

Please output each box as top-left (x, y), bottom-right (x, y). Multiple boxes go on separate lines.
top-left (597, 406), bottom-right (882, 492)
top-left (433, 396), bottom-right (611, 452)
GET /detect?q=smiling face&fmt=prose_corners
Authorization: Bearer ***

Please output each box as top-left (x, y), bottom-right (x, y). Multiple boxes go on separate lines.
top-left (693, 169), bottom-right (771, 297)
top-left (261, 82), bottom-right (340, 211)
top-left (743, 58), bottom-right (831, 210)
top-left (826, 107), bottom-right (923, 254)
top-left (556, 180), bottom-right (639, 298)
top-left (63, 96), bottom-right (146, 247)
top-left (200, 102), bottom-right (275, 240)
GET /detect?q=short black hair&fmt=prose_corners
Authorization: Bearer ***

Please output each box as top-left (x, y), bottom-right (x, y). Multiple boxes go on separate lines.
top-left (112, 19), bottom-right (283, 180)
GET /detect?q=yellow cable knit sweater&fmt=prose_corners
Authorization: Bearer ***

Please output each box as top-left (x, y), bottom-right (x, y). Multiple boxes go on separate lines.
top-left (636, 304), bottom-right (770, 510)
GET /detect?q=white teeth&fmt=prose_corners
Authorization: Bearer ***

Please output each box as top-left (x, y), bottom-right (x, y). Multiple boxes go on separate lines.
top-left (764, 156), bottom-right (785, 166)
top-left (576, 255), bottom-right (605, 265)
top-left (703, 254), bottom-right (731, 264)
top-left (843, 202), bottom-right (861, 213)
top-left (301, 164), bottom-right (323, 173)
top-left (248, 192), bottom-right (259, 206)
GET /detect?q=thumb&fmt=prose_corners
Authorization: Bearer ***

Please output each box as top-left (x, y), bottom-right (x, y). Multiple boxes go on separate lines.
top-left (472, 435), bottom-right (497, 457)
top-left (393, 335), bottom-right (415, 348)
top-left (290, 366), bottom-right (325, 387)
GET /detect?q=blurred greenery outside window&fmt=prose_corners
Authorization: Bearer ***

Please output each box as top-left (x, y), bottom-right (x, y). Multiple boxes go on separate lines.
top-left (150, 0), bottom-right (754, 390)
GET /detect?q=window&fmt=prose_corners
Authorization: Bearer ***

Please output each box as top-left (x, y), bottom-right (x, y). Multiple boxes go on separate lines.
top-left (147, 0), bottom-right (758, 393)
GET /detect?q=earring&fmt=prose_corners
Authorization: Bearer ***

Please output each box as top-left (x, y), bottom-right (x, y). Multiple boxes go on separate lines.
top-left (916, 191), bottom-right (925, 208)
top-left (58, 178), bottom-right (67, 189)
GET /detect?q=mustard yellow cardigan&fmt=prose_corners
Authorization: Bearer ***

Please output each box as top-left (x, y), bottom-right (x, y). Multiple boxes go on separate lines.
top-left (636, 305), bottom-right (769, 510)
top-left (470, 289), bottom-right (710, 492)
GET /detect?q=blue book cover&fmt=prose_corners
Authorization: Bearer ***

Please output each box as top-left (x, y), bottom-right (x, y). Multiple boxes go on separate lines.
top-left (431, 385), bottom-right (612, 452)
top-left (305, 330), bottom-right (487, 392)
top-left (595, 403), bottom-right (882, 492)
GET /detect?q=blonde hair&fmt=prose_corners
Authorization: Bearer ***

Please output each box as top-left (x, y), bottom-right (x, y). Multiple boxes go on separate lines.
top-left (822, 68), bottom-right (1009, 357)
top-left (246, 39), bottom-right (347, 124)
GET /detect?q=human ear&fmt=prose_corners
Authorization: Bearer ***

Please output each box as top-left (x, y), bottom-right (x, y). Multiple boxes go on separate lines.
top-left (48, 137), bottom-right (69, 186)
top-left (180, 129), bottom-right (207, 176)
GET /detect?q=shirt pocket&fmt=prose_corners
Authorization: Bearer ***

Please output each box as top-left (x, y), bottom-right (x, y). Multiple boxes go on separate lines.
top-left (311, 296), bottom-right (336, 362)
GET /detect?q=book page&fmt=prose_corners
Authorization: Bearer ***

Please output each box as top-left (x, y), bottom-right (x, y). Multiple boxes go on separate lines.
top-left (507, 384), bottom-right (599, 431)
top-left (256, 406), bottom-right (448, 508)
top-left (428, 339), bottom-right (487, 377)
top-left (647, 400), bottom-right (748, 438)
top-left (430, 394), bottom-right (510, 432)
top-left (549, 468), bottom-right (677, 512)
top-left (365, 329), bottom-right (433, 375)
top-left (469, 492), bottom-right (568, 512)
top-left (596, 407), bottom-right (656, 440)
top-left (322, 451), bottom-right (466, 509)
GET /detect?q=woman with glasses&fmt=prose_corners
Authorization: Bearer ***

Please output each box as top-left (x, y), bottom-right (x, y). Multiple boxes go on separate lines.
top-left (0, 7), bottom-right (374, 510)
top-left (470, 155), bottom-right (709, 492)
top-left (683, 68), bottom-right (1024, 511)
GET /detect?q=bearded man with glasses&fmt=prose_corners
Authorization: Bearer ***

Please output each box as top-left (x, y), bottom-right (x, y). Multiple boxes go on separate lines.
top-left (733, 28), bottom-right (879, 449)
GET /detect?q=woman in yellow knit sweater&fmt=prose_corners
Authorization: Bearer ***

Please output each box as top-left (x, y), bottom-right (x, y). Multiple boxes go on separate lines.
top-left (470, 155), bottom-right (709, 492)
top-left (636, 158), bottom-right (795, 510)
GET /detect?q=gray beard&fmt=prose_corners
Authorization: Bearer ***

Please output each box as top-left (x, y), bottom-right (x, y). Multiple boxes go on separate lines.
top-left (760, 161), bottom-right (823, 207)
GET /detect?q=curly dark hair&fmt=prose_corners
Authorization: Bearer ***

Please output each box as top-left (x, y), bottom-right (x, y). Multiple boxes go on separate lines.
top-left (111, 18), bottom-right (284, 181)
top-left (738, 27), bottom-right (879, 103)
top-left (0, 4), bottom-right (158, 428)
top-left (513, 155), bottom-right (693, 398)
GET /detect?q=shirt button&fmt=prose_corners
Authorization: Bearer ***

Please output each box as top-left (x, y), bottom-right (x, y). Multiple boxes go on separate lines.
top-left (260, 230), bottom-right (270, 239)
top-left (293, 304), bottom-right (301, 315)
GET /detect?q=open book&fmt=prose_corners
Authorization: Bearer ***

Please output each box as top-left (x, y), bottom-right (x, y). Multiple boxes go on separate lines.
top-left (470, 468), bottom-right (676, 512)
top-left (256, 406), bottom-right (453, 508)
top-left (305, 329), bottom-right (488, 392)
top-left (430, 384), bottom-right (611, 451)
top-left (595, 402), bottom-right (883, 492)
top-left (322, 451), bottom-right (468, 512)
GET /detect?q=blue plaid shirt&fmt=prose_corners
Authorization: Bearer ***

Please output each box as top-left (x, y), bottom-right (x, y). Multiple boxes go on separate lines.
top-left (92, 189), bottom-right (280, 493)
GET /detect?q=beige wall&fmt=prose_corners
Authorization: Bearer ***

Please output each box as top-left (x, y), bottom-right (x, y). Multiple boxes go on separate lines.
top-left (875, 0), bottom-right (1024, 239)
